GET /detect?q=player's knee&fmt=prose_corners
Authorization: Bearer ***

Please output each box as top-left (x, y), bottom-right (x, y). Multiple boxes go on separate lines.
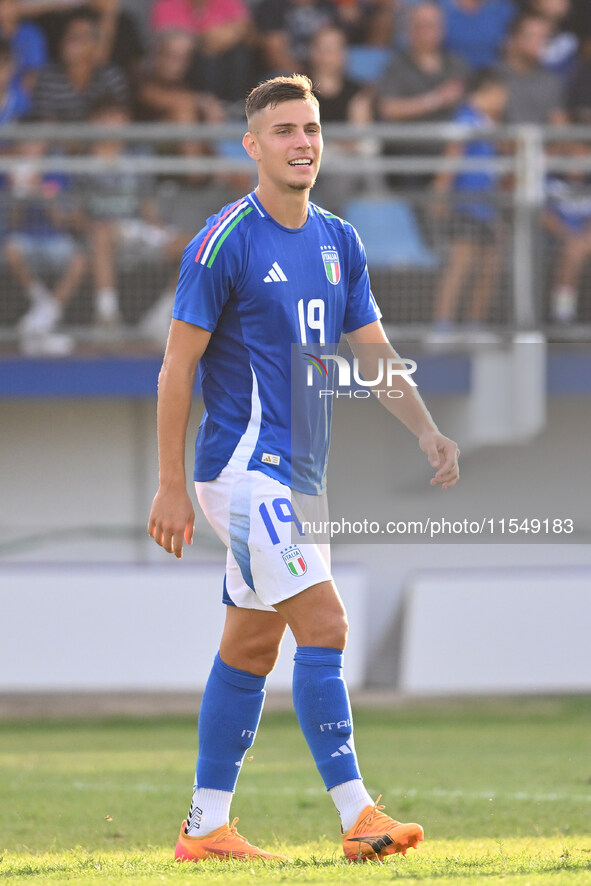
top-left (307, 611), bottom-right (349, 650)
top-left (326, 612), bottom-right (349, 650)
top-left (248, 643), bottom-right (281, 676)
top-left (224, 636), bottom-right (282, 676)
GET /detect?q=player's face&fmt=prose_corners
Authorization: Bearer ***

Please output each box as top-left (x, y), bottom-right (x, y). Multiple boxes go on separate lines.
top-left (244, 99), bottom-right (323, 193)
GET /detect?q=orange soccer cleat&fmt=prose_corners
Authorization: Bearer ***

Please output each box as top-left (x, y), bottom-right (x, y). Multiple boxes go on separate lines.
top-left (175, 818), bottom-right (288, 862)
top-left (342, 795), bottom-right (424, 862)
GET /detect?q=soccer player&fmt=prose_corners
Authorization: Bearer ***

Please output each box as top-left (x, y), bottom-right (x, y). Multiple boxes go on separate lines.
top-left (148, 74), bottom-right (460, 863)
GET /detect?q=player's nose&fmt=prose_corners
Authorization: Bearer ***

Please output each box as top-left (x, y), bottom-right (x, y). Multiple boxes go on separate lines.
top-left (294, 127), bottom-right (312, 149)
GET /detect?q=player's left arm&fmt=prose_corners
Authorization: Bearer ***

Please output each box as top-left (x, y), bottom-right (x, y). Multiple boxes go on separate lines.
top-left (346, 319), bottom-right (460, 490)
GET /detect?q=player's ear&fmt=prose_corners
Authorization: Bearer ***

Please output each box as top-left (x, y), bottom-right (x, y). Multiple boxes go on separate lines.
top-left (243, 131), bottom-right (259, 161)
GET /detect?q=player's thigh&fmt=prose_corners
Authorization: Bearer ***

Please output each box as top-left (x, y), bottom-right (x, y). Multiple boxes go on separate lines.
top-left (219, 605), bottom-right (287, 675)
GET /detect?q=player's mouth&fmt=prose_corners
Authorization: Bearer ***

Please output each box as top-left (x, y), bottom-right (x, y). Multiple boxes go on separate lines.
top-left (288, 158), bottom-right (313, 167)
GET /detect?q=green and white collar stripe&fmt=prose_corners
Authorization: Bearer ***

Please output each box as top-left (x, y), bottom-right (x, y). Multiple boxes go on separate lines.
top-left (199, 200), bottom-right (253, 268)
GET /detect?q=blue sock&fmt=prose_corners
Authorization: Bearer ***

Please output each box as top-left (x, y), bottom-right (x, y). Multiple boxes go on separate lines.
top-left (292, 646), bottom-right (361, 790)
top-left (195, 652), bottom-right (266, 791)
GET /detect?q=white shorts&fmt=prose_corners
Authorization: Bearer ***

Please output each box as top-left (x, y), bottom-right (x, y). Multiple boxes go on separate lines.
top-left (195, 466), bottom-right (332, 611)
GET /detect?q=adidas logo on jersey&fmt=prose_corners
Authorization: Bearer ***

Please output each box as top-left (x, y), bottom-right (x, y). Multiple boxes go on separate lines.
top-left (264, 262), bottom-right (288, 283)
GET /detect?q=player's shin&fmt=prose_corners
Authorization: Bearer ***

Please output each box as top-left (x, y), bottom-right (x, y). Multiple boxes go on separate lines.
top-left (292, 646), bottom-right (373, 830)
top-left (186, 652), bottom-right (266, 836)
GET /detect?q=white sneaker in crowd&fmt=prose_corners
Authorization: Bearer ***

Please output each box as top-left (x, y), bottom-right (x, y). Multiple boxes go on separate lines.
top-left (28, 280), bottom-right (53, 304)
top-left (20, 332), bottom-right (74, 357)
top-left (95, 288), bottom-right (121, 326)
top-left (137, 290), bottom-right (174, 348)
top-left (18, 295), bottom-right (62, 336)
top-left (551, 286), bottom-right (577, 323)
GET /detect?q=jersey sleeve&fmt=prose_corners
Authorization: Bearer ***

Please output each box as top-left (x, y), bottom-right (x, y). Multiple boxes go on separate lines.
top-left (342, 226), bottom-right (382, 334)
top-left (172, 223), bottom-right (238, 331)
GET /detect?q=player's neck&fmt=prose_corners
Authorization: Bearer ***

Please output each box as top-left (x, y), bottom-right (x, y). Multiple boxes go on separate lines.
top-left (254, 184), bottom-right (310, 229)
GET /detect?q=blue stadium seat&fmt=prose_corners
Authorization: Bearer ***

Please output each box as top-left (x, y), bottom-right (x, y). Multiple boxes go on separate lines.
top-left (217, 139), bottom-right (248, 158)
top-left (344, 198), bottom-right (439, 269)
top-left (346, 46), bottom-right (391, 84)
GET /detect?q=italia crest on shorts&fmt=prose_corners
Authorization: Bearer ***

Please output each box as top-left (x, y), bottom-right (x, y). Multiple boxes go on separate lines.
top-left (281, 545), bottom-right (307, 576)
top-left (321, 247), bottom-right (341, 285)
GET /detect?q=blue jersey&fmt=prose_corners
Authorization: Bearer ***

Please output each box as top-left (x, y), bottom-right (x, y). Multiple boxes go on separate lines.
top-left (545, 175), bottom-right (591, 232)
top-left (440, 0), bottom-right (515, 69)
top-left (173, 191), bottom-right (381, 495)
top-left (452, 104), bottom-right (498, 223)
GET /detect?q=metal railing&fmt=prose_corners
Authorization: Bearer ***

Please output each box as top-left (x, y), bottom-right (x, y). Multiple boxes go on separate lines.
top-left (1, 122), bottom-right (591, 351)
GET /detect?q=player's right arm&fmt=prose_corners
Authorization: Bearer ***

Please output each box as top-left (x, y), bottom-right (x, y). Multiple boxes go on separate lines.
top-left (148, 319), bottom-right (211, 559)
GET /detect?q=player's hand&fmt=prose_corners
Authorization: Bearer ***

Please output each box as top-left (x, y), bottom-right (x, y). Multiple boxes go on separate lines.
top-left (147, 485), bottom-right (195, 559)
top-left (419, 430), bottom-right (460, 490)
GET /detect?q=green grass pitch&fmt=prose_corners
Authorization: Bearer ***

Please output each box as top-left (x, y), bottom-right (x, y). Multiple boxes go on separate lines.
top-left (1, 696), bottom-right (590, 884)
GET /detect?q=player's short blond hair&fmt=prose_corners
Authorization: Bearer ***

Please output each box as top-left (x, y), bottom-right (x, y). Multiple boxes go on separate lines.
top-left (245, 74), bottom-right (318, 124)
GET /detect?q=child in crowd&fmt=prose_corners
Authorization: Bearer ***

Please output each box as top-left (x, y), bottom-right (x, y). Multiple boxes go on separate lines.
top-left (542, 142), bottom-right (591, 323)
top-left (0, 37), bottom-right (29, 121)
top-left (2, 139), bottom-right (86, 350)
top-left (431, 69), bottom-right (508, 334)
top-left (82, 98), bottom-right (188, 335)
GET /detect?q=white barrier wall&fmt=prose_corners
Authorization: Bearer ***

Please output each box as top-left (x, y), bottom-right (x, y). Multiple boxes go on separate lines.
top-left (399, 568), bottom-right (591, 694)
top-left (2, 394), bottom-right (591, 697)
top-left (0, 563), bottom-right (368, 693)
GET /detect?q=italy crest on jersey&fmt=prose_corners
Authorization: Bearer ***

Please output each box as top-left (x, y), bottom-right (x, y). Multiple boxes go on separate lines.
top-left (321, 248), bottom-right (341, 285)
top-left (281, 545), bottom-right (307, 576)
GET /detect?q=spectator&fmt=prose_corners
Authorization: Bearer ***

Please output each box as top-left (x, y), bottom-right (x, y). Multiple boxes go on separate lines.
top-left (431, 69), bottom-right (508, 333)
top-left (254, 0), bottom-right (337, 76)
top-left (377, 3), bottom-right (467, 124)
top-left (81, 99), bottom-right (188, 329)
top-left (31, 9), bottom-right (129, 121)
top-left (565, 0), bottom-right (591, 55)
top-left (0, 0), bottom-right (47, 94)
top-left (526, 0), bottom-right (577, 78)
top-left (496, 14), bottom-right (567, 124)
top-left (0, 38), bottom-right (30, 122)
top-left (150, 0), bottom-right (252, 104)
top-left (18, 0), bottom-right (144, 76)
top-left (439, 0), bottom-right (516, 70)
top-left (542, 147), bottom-right (591, 323)
top-left (133, 29), bottom-right (222, 125)
top-left (306, 25), bottom-right (374, 211)
top-left (376, 2), bottom-right (468, 185)
top-left (2, 140), bottom-right (86, 347)
top-left (17, 0), bottom-right (87, 64)
top-left (568, 54), bottom-right (591, 122)
top-left (309, 26), bottom-right (372, 123)
top-left (328, 0), bottom-right (395, 47)
top-left (93, 0), bottom-right (144, 74)
top-left (133, 29), bottom-right (224, 174)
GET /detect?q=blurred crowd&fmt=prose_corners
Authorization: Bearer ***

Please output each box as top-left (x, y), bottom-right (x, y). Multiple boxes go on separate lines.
top-left (3, 0), bottom-right (591, 129)
top-left (2, 0), bottom-right (591, 349)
